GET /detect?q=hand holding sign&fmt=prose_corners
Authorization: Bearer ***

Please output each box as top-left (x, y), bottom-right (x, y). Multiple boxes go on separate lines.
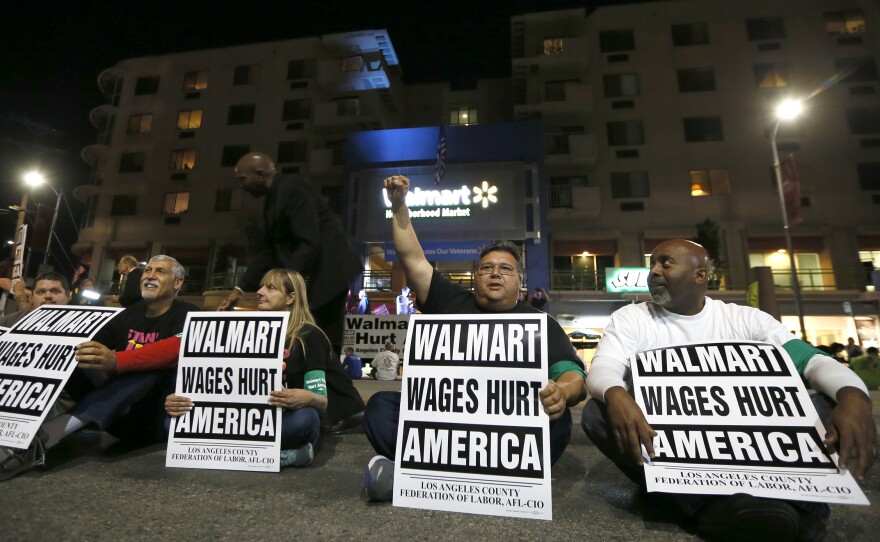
top-left (268, 388), bottom-right (327, 412)
top-left (825, 386), bottom-right (877, 481)
top-left (75, 341), bottom-right (119, 373)
top-left (384, 175), bottom-right (410, 210)
top-left (605, 386), bottom-right (656, 466)
top-left (165, 394), bottom-right (192, 417)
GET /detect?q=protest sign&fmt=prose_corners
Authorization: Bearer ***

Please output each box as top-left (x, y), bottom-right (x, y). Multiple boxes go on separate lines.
top-left (167, 311), bottom-right (287, 473)
top-left (393, 314), bottom-right (553, 520)
top-left (343, 314), bottom-right (409, 358)
top-left (632, 340), bottom-right (868, 505)
top-left (0, 305), bottom-right (122, 449)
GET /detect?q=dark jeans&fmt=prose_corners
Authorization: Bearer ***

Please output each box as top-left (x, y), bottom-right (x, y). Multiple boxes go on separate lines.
top-left (363, 391), bottom-right (573, 466)
top-left (581, 393), bottom-right (834, 519)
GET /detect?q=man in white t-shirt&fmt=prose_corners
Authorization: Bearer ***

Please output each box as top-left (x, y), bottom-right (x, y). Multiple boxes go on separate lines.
top-left (371, 342), bottom-right (400, 380)
top-left (584, 239), bottom-right (875, 542)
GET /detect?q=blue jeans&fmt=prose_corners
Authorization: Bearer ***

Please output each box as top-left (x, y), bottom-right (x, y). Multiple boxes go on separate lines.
top-left (363, 391), bottom-right (573, 465)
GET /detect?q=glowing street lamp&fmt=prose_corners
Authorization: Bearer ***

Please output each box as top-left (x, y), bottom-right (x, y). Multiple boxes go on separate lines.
top-left (22, 170), bottom-right (63, 267)
top-left (770, 98), bottom-right (806, 339)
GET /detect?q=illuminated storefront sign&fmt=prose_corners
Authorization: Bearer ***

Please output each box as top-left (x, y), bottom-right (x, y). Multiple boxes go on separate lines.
top-left (606, 267), bottom-right (650, 293)
top-left (382, 180), bottom-right (498, 219)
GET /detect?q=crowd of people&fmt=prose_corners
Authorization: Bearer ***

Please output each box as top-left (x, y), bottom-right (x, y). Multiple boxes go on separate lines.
top-left (0, 163), bottom-right (875, 542)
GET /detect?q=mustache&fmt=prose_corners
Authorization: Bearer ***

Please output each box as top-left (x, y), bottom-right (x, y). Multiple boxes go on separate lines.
top-left (142, 279), bottom-right (160, 288)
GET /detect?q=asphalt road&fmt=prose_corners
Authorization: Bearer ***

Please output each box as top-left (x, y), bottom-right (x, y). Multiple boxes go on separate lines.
top-left (1, 382), bottom-right (878, 542)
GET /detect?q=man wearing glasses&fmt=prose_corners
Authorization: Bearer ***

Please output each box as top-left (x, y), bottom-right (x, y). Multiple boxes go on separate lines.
top-left (361, 175), bottom-right (587, 501)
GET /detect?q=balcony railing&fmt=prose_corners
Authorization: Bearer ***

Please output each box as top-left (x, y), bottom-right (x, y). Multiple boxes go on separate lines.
top-left (768, 268), bottom-right (836, 291)
top-left (548, 185), bottom-right (573, 208)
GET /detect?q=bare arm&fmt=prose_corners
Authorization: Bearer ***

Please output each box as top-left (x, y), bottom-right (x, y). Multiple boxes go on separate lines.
top-left (384, 175), bottom-right (433, 305)
top-left (539, 371), bottom-right (587, 420)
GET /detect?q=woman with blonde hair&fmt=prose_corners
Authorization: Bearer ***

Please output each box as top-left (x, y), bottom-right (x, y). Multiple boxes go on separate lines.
top-left (166, 269), bottom-right (364, 467)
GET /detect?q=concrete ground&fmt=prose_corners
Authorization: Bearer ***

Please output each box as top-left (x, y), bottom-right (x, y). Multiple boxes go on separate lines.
top-left (1, 382), bottom-right (878, 542)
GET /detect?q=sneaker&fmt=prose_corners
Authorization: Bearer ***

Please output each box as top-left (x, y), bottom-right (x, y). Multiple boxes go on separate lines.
top-left (279, 442), bottom-right (315, 468)
top-left (0, 430), bottom-right (48, 482)
top-left (696, 494), bottom-right (801, 542)
top-left (363, 455), bottom-right (394, 502)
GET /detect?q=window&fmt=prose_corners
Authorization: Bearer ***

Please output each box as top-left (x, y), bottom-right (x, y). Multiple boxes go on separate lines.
top-left (754, 63), bottom-right (790, 88)
top-left (182, 70), bottom-right (208, 91)
top-left (287, 59), bottom-right (314, 79)
top-left (119, 152), bottom-right (146, 173)
top-left (835, 57), bottom-right (878, 83)
top-left (746, 17), bottom-right (785, 40)
top-left (825, 10), bottom-right (866, 34)
top-left (277, 140), bottom-right (307, 163)
top-left (282, 99), bottom-right (311, 121)
top-left (677, 68), bottom-right (716, 92)
top-left (607, 120), bottom-right (644, 146)
top-left (233, 64), bottom-right (260, 85)
top-left (221, 145), bottom-right (250, 167)
top-left (177, 109), bottom-right (202, 130)
top-left (215, 189), bottom-right (244, 212)
top-left (599, 29), bottom-right (634, 53)
top-left (341, 56), bottom-right (365, 72)
top-left (548, 176), bottom-right (587, 208)
top-left (683, 116), bottom-right (724, 142)
top-left (327, 139), bottom-right (347, 166)
top-left (227, 103), bottom-right (256, 125)
top-left (671, 22), bottom-right (708, 46)
top-left (163, 192), bottom-right (189, 215)
top-left (169, 149), bottom-right (196, 171)
top-left (543, 38), bottom-right (564, 55)
top-left (110, 194), bottom-right (137, 216)
top-left (603, 73), bottom-right (639, 97)
top-left (690, 169), bottom-right (731, 196)
top-left (126, 114), bottom-right (152, 134)
top-left (847, 108), bottom-right (880, 135)
top-left (859, 163), bottom-right (880, 190)
top-left (749, 251), bottom-right (823, 290)
top-left (610, 172), bottom-right (649, 198)
top-left (335, 97), bottom-right (360, 117)
top-left (134, 76), bottom-right (160, 95)
top-left (449, 106), bottom-right (478, 125)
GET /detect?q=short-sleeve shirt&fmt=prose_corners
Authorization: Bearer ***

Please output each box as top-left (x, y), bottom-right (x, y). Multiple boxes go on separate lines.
top-left (94, 299), bottom-right (197, 352)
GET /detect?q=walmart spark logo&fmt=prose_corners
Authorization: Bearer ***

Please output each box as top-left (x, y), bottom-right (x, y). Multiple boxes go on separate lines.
top-left (472, 180), bottom-right (498, 208)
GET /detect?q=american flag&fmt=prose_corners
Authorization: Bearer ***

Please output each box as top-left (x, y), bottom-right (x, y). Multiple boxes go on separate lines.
top-left (434, 126), bottom-right (447, 185)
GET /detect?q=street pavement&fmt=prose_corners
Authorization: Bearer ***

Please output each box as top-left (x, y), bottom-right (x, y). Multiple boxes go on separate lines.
top-left (1, 381), bottom-right (878, 542)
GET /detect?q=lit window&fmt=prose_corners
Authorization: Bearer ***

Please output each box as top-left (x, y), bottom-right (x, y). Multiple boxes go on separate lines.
top-left (690, 169), bottom-right (731, 196)
top-left (753, 63), bottom-right (790, 88)
top-left (169, 149), bottom-right (196, 171)
top-left (449, 106), bottom-right (478, 125)
top-left (163, 192), bottom-right (190, 215)
top-left (126, 114), bottom-right (152, 134)
top-left (825, 10), bottom-right (866, 35)
top-left (177, 109), bottom-right (202, 130)
top-left (543, 38), bottom-right (564, 55)
top-left (182, 70), bottom-right (208, 91)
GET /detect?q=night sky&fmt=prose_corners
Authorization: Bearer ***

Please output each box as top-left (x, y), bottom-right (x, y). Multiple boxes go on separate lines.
top-left (0, 0), bottom-right (633, 251)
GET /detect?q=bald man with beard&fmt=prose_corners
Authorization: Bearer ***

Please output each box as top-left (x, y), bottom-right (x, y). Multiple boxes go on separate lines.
top-left (583, 239), bottom-right (875, 542)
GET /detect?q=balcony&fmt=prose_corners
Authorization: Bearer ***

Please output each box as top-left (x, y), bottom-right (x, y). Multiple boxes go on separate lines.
top-left (313, 97), bottom-right (389, 130)
top-left (80, 143), bottom-right (108, 167)
top-left (544, 133), bottom-right (597, 166)
top-left (512, 36), bottom-right (589, 69)
top-left (548, 185), bottom-right (601, 218)
top-left (316, 52), bottom-right (390, 92)
top-left (515, 82), bottom-right (593, 119)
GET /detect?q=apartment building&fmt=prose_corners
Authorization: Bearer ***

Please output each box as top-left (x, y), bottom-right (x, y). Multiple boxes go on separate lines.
top-left (511, 0), bottom-right (880, 344)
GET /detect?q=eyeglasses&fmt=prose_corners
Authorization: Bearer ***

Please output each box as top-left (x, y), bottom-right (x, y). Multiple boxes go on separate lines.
top-left (477, 263), bottom-right (518, 276)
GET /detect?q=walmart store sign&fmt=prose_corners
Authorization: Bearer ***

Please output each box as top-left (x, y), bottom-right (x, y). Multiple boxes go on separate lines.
top-left (606, 267), bottom-right (650, 293)
top-left (383, 180), bottom-right (498, 219)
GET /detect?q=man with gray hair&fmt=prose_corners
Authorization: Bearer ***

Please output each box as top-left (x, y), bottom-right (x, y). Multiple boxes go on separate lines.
top-left (0, 255), bottom-right (198, 481)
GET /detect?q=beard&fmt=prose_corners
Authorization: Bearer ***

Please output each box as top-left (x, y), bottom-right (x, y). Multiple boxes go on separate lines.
top-left (650, 289), bottom-right (672, 306)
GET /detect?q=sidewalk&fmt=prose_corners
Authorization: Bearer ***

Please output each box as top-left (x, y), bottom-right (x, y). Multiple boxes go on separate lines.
top-left (0, 390), bottom-right (878, 541)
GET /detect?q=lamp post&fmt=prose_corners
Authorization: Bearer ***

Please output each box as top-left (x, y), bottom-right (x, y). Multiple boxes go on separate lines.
top-left (770, 98), bottom-right (806, 340)
top-left (23, 171), bottom-right (63, 267)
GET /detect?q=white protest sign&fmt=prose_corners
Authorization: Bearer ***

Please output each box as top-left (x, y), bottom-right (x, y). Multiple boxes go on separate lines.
top-left (632, 340), bottom-right (868, 505)
top-left (0, 305), bottom-right (122, 449)
top-left (393, 314), bottom-right (553, 520)
top-left (11, 224), bottom-right (26, 287)
top-left (167, 311), bottom-right (287, 472)
top-left (343, 314), bottom-right (409, 357)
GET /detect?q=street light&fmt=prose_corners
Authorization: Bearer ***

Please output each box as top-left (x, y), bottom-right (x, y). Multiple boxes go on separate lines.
top-left (770, 98), bottom-right (806, 340)
top-left (23, 171), bottom-right (63, 267)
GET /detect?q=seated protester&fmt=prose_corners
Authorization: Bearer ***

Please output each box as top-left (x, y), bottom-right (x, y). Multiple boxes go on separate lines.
top-left (362, 175), bottom-right (587, 501)
top-left (342, 347), bottom-right (363, 380)
top-left (583, 240), bottom-right (875, 542)
top-left (0, 272), bottom-right (71, 328)
top-left (0, 255), bottom-right (198, 481)
top-left (850, 346), bottom-right (880, 390)
top-left (370, 342), bottom-right (399, 380)
top-left (166, 269), bottom-right (365, 468)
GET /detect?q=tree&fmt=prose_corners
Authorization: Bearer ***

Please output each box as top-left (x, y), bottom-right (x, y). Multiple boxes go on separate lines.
top-left (695, 219), bottom-right (725, 289)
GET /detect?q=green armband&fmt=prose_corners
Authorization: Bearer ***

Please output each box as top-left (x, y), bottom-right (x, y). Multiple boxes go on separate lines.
top-left (782, 339), bottom-right (826, 375)
top-left (549, 360), bottom-right (586, 381)
top-left (304, 370), bottom-right (327, 396)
